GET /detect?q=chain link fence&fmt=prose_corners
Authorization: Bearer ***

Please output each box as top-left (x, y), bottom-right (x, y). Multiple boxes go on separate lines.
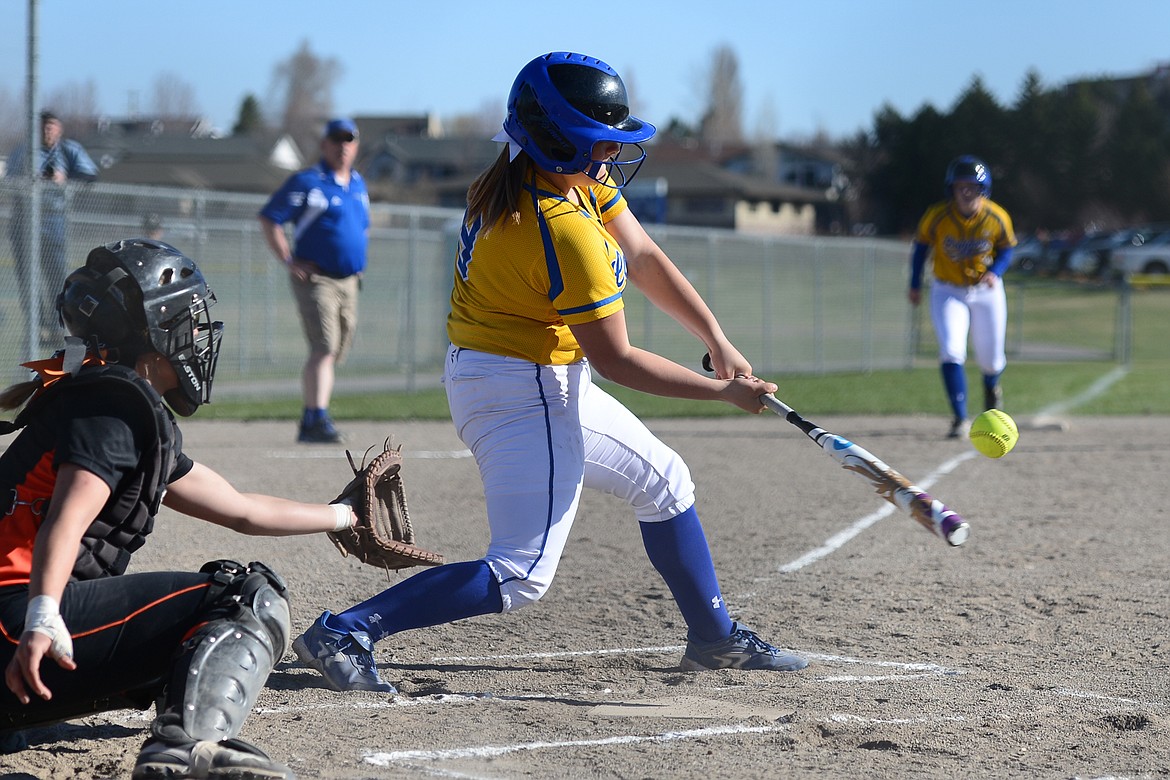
top-left (1, 181), bottom-right (1128, 398)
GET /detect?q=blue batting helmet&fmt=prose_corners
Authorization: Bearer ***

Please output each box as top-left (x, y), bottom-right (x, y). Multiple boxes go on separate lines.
top-left (502, 52), bottom-right (656, 186)
top-left (945, 155), bottom-right (992, 197)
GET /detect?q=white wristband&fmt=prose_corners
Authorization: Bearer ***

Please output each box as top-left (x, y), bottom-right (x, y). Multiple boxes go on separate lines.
top-left (25, 594), bottom-right (74, 660)
top-left (330, 503), bottom-right (355, 532)
top-left (25, 594), bottom-right (59, 627)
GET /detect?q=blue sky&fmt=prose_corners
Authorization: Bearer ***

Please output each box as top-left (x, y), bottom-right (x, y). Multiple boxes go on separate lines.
top-left (3, 0), bottom-right (1169, 140)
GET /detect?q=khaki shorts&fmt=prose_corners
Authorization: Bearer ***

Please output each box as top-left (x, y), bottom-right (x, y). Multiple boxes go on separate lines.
top-left (290, 273), bottom-right (359, 361)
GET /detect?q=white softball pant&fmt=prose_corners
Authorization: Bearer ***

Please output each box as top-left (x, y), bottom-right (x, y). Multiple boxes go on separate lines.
top-left (929, 280), bottom-right (1007, 374)
top-left (442, 345), bottom-right (696, 613)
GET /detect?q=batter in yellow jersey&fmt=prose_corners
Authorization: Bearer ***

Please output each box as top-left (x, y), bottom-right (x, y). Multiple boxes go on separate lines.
top-left (293, 52), bottom-right (810, 690)
top-left (448, 169), bottom-right (628, 364)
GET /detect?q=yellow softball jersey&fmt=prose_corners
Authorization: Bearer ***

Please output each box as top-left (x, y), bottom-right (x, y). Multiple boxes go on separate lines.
top-left (447, 169), bottom-right (629, 364)
top-left (915, 199), bottom-right (1016, 286)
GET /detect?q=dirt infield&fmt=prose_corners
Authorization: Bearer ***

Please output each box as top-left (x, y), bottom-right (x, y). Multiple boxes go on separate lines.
top-left (3, 413), bottom-right (1169, 779)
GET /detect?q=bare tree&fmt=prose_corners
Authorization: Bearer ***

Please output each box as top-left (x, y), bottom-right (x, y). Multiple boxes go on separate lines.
top-left (751, 95), bottom-right (778, 144)
top-left (746, 95), bottom-right (780, 182)
top-left (698, 44), bottom-right (744, 149)
top-left (0, 85), bottom-right (21, 152)
top-left (269, 40), bottom-right (342, 154)
top-left (43, 79), bottom-right (101, 127)
top-left (447, 98), bottom-right (504, 138)
top-left (621, 67), bottom-right (645, 121)
top-left (150, 71), bottom-right (200, 118)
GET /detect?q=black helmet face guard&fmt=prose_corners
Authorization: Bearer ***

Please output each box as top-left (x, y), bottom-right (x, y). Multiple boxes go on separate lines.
top-left (159, 292), bottom-right (223, 416)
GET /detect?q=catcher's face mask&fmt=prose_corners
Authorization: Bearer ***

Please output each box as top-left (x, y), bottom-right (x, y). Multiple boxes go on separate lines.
top-left (161, 293), bottom-right (223, 417)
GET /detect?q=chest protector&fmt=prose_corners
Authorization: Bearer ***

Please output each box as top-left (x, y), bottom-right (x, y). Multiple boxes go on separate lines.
top-left (5, 364), bottom-right (176, 580)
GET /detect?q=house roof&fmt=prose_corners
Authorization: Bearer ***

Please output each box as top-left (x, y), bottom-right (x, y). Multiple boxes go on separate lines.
top-left (82, 134), bottom-right (305, 193)
top-left (637, 153), bottom-right (830, 204)
top-left (353, 114), bottom-right (442, 143)
top-left (58, 110), bottom-right (835, 214)
top-left (368, 136), bottom-right (500, 170)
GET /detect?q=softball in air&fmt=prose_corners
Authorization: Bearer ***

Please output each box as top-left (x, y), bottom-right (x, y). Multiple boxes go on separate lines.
top-left (968, 409), bottom-right (1018, 458)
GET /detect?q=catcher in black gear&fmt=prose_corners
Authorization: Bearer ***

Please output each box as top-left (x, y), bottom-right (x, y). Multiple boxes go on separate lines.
top-left (0, 240), bottom-right (369, 779)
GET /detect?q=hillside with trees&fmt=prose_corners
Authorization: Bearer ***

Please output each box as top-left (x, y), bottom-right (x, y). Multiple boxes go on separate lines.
top-left (841, 68), bottom-right (1170, 236)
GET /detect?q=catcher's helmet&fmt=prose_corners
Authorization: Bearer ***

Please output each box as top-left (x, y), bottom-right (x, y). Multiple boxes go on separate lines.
top-left (945, 155), bottom-right (992, 197)
top-left (57, 238), bottom-right (223, 416)
top-left (502, 51), bottom-right (656, 186)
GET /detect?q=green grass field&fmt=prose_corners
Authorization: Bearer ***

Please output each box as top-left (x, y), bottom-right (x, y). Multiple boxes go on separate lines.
top-left (197, 280), bottom-right (1170, 422)
top-left (194, 359), bottom-right (1168, 422)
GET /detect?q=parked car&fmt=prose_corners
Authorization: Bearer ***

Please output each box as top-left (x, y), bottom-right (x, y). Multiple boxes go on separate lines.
top-left (1010, 235), bottom-right (1046, 273)
top-left (1110, 228), bottom-right (1170, 276)
top-left (1009, 233), bottom-right (1075, 275)
top-left (1065, 229), bottom-right (1138, 276)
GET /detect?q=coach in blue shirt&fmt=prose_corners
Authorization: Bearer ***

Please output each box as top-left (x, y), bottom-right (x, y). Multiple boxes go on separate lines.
top-left (5, 111), bottom-right (98, 345)
top-left (259, 118), bottom-right (370, 444)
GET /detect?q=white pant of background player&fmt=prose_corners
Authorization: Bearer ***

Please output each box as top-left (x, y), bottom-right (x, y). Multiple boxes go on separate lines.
top-left (443, 344), bottom-right (694, 612)
top-left (929, 280), bottom-right (1007, 374)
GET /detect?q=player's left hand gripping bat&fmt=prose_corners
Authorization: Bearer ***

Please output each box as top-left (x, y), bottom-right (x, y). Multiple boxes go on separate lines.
top-left (703, 354), bottom-right (969, 546)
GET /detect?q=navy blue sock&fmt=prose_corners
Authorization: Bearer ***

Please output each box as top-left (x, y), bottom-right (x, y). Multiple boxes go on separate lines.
top-left (639, 507), bottom-right (733, 643)
top-left (326, 560), bottom-right (503, 642)
top-left (940, 362), bottom-right (967, 420)
top-left (982, 372), bottom-right (1001, 395)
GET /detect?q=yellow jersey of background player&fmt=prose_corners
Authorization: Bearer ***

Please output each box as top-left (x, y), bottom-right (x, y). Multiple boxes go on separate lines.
top-left (909, 155), bottom-right (1017, 440)
top-left (447, 170), bottom-right (628, 365)
top-left (914, 197), bottom-right (1015, 287)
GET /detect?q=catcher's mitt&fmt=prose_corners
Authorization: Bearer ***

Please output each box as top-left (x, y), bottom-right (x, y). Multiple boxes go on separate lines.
top-left (328, 439), bottom-right (445, 571)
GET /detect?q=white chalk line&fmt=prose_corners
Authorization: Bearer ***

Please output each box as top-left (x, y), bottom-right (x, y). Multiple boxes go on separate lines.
top-left (430, 646), bottom-right (963, 678)
top-left (363, 712), bottom-right (979, 768)
top-left (362, 723), bottom-right (786, 765)
top-left (801, 652), bottom-right (962, 674)
top-left (818, 673), bottom-right (947, 683)
top-left (823, 713), bottom-right (966, 725)
top-left (1055, 688), bottom-right (1170, 708)
top-left (1034, 365), bottom-right (1129, 419)
top-left (777, 450), bottom-right (977, 573)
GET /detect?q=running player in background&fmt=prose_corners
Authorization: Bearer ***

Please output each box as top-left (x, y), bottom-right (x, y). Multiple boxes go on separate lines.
top-left (293, 51), bottom-right (809, 693)
top-left (909, 156), bottom-right (1016, 438)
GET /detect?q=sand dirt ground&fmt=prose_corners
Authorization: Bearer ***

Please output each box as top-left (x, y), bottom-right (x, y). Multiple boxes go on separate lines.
top-left (2, 413), bottom-right (1168, 779)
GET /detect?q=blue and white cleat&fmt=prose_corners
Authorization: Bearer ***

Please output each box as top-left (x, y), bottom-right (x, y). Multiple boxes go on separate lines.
top-left (292, 611), bottom-right (396, 693)
top-left (680, 622), bottom-right (808, 672)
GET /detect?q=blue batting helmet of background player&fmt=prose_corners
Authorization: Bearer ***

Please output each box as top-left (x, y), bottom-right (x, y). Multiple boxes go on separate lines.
top-left (945, 155), bottom-right (992, 198)
top-left (503, 52), bottom-right (656, 187)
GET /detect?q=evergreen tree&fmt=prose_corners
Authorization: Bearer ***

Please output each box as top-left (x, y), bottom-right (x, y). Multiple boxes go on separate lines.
top-left (1103, 82), bottom-right (1170, 221)
top-left (232, 94), bottom-right (265, 137)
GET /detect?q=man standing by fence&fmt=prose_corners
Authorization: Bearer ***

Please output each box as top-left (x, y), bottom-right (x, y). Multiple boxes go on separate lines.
top-left (259, 118), bottom-right (369, 444)
top-left (5, 111), bottom-right (98, 347)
